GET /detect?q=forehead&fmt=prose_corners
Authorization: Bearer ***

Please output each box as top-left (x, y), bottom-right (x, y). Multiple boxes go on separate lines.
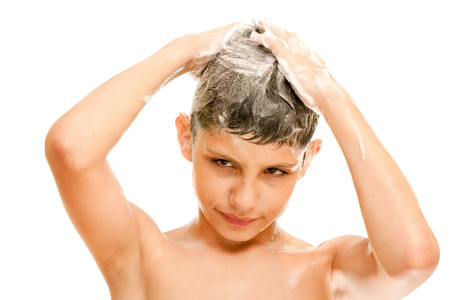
top-left (194, 128), bottom-right (303, 163)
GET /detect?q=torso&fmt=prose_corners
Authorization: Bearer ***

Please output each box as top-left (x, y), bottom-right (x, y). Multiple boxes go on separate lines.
top-left (147, 236), bottom-right (335, 299)
top-left (108, 219), bottom-right (344, 300)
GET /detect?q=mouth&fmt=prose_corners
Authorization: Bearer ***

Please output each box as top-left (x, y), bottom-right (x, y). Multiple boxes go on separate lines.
top-left (220, 212), bottom-right (257, 227)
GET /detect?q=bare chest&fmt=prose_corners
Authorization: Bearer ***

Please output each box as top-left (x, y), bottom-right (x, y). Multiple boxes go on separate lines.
top-left (143, 243), bottom-right (334, 300)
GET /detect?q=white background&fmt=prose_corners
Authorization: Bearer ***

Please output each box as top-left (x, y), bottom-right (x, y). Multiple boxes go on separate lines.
top-left (1, 0), bottom-right (448, 299)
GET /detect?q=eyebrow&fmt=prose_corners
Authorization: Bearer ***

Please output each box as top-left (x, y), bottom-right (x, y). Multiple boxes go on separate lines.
top-left (271, 161), bottom-right (300, 168)
top-left (203, 147), bottom-right (236, 162)
top-left (203, 147), bottom-right (299, 169)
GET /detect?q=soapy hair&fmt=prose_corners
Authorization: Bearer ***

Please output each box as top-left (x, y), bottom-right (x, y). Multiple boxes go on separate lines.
top-left (190, 24), bottom-right (319, 149)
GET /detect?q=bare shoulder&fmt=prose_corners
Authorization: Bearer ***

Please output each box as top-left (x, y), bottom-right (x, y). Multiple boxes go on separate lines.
top-left (283, 231), bottom-right (314, 249)
top-left (268, 230), bottom-right (314, 251)
top-left (316, 235), bottom-right (368, 253)
top-left (292, 235), bottom-right (367, 265)
top-left (102, 203), bottom-right (168, 299)
top-left (163, 223), bottom-right (190, 242)
top-left (316, 235), bottom-right (376, 276)
top-left (317, 235), bottom-right (423, 299)
top-left (278, 234), bottom-right (367, 258)
top-left (318, 234), bottom-right (366, 246)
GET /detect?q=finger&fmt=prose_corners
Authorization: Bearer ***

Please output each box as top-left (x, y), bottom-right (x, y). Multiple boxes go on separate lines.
top-left (221, 23), bottom-right (252, 47)
top-left (257, 17), bottom-right (289, 40)
top-left (250, 30), bottom-right (287, 56)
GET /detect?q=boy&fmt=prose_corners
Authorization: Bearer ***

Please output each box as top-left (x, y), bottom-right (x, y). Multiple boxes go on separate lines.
top-left (45, 19), bottom-right (439, 299)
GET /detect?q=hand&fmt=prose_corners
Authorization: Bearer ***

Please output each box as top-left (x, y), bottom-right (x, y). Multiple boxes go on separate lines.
top-left (152, 22), bottom-right (245, 93)
top-left (250, 18), bottom-right (337, 115)
top-left (182, 22), bottom-right (246, 77)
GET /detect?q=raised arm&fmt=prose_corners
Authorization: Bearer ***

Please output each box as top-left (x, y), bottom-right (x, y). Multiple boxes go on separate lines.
top-left (45, 23), bottom-right (240, 288)
top-left (251, 18), bottom-right (439, 298)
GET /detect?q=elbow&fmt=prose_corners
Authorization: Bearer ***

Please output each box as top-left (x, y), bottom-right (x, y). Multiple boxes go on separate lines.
top-left (409, 237), bottom-right (440, 273)
top-left (45, 123), bottom-right (90, 171)
top-left (407, 229), bottom-right (440, 274)
top-left (387, 236), bottom-right (440, 281)
top-left (45, 124), bottom-right (72, 167)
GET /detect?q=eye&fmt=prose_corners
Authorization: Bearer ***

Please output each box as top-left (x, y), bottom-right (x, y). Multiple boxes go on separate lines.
top-left (214, 159), bottom-right (233, 167)
top-left (265, 168), bottom-right (287, 176)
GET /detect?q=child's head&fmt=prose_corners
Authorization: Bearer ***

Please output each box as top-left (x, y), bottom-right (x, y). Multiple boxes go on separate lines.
top-left (175, 24), bottom-right (322, 244)
top-left (190, 24), bottom-right (319, 150)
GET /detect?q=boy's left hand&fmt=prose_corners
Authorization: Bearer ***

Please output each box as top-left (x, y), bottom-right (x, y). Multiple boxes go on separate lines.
top-left (250, 18), bottom-right (338, 115)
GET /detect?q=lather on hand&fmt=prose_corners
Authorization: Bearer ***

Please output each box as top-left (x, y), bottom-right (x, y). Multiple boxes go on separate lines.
top-left (250, 18), bottom-right (338, 115)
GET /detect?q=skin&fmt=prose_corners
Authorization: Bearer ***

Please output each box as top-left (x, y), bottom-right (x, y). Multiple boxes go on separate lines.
top-left (45, 20), bottom-right (439, 299)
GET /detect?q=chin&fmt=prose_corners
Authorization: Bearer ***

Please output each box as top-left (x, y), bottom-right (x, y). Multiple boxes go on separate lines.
top-left (199, 206), bottom-right (275, 245)
top-left (216, 219), bottom-right (272, 244)
top-left (219, 229), bottom-right (256, 243)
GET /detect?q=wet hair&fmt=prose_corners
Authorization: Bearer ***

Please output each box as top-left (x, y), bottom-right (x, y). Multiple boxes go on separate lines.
top-left (190, 24), bottom-right (319, 150)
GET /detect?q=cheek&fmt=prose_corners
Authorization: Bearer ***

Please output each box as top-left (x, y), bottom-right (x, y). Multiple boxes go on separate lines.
top-left (192, 161), bottom-right (228, 208)
top-left (261, 178), bottom-right (297, 215)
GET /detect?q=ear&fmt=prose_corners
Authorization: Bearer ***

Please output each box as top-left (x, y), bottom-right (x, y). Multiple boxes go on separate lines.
top-left (175, 113), bottom-right (193, 162)
top-left (297, 139), bottom-right (322, 181)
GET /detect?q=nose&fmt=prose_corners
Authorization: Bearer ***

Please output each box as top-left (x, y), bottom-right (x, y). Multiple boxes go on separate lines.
top-left (229, 177), bottom-right (259, 212)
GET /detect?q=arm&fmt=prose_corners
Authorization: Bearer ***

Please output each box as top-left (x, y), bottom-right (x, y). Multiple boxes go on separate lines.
top-left (45, 23), bottom-right (240, 284)
top-left (251, 18), bottom-right (439, 298)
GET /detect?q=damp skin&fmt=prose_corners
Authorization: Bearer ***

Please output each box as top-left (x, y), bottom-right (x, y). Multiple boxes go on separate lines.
top-left (46, 18), bottom-right (439, 299)
top-left (142, 66), bottom-right (186, 103)
top-left (247, 17), bottom-right (439, 294)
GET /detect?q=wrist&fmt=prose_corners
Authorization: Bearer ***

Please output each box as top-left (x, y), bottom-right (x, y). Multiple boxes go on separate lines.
top-left (314, 81), bottom-right (354, 118)
top-left (158, 34), bottom-right (198, 73)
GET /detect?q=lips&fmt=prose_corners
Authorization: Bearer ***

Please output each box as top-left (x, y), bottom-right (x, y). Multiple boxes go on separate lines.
top-left (220, 212), bottom-right (257, 227)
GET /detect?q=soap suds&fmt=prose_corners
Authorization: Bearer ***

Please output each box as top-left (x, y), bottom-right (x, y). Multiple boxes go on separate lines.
top-left (141, 65), bottom-right (185, 104)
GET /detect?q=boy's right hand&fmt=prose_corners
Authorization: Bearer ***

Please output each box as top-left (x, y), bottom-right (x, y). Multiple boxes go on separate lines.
top-left (170, 22), bottom-right (245, 77)
top-left (44, 21), bottom-right (244, 290)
